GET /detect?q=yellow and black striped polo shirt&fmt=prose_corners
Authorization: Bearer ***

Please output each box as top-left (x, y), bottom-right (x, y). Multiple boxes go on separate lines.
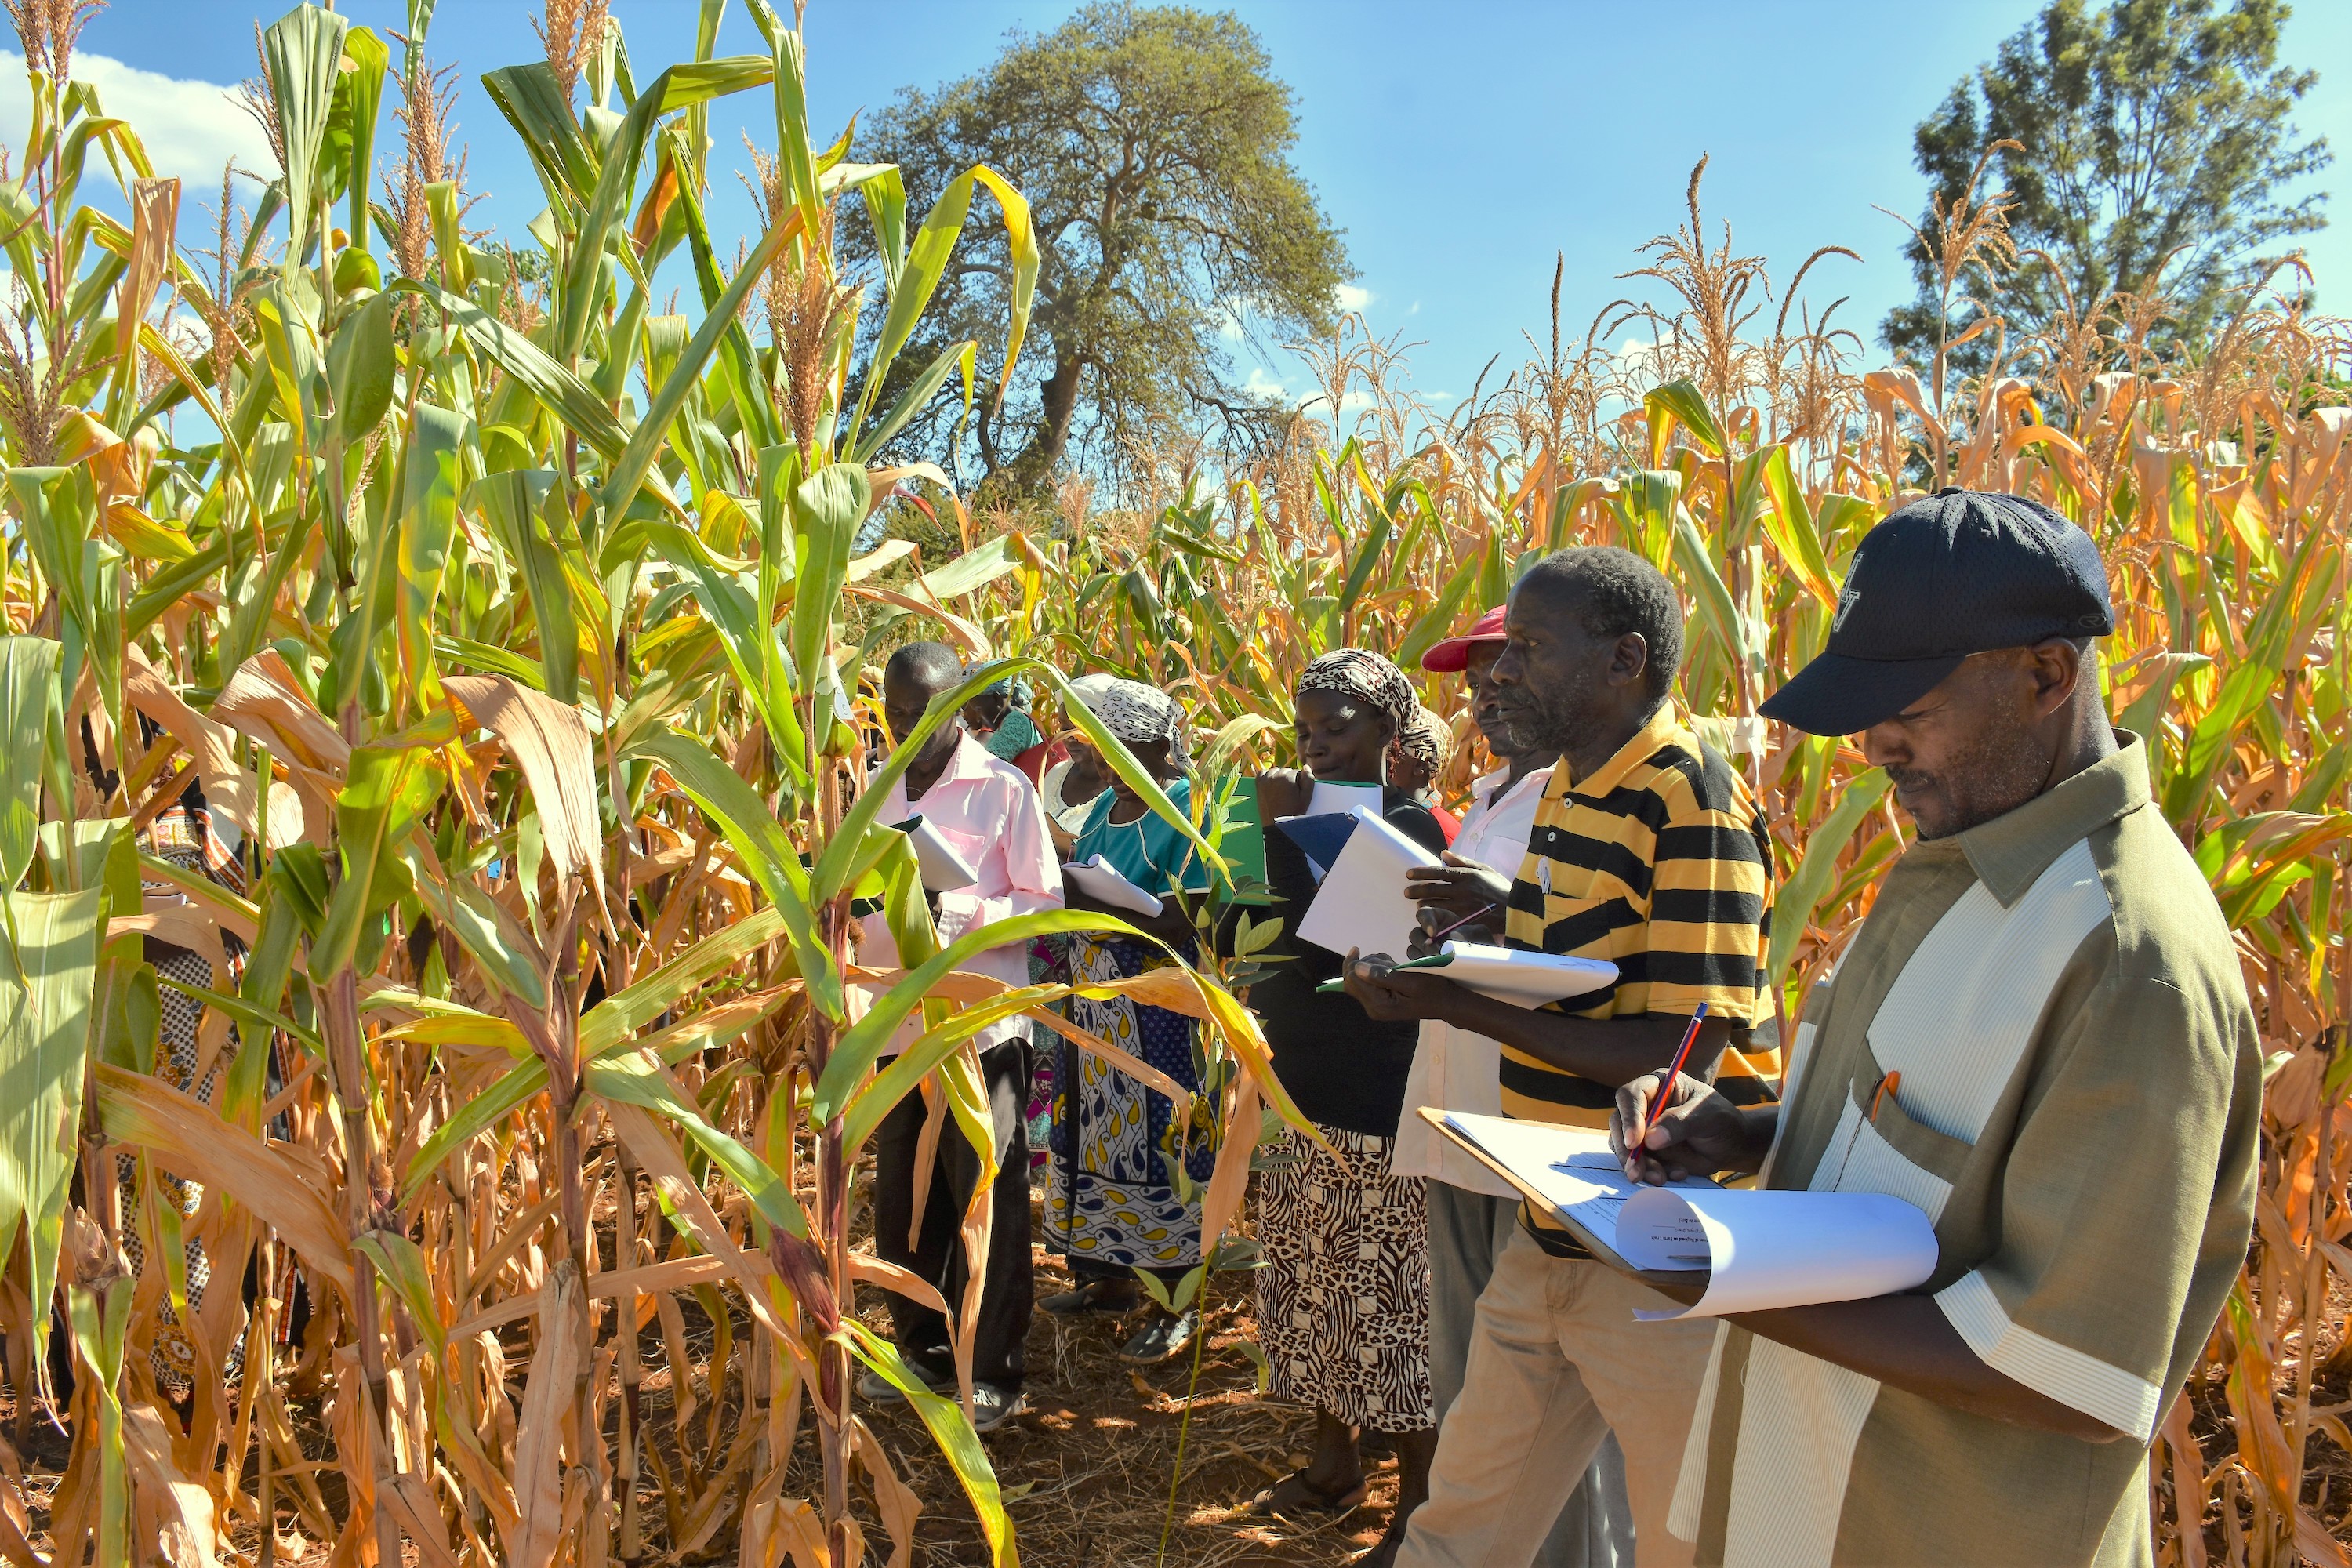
top-left (1500, 707), bottom-right (1779, 1253)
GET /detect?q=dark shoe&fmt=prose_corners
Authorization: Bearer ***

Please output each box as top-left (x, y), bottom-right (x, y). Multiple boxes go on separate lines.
top-left (967, 1381), bottom-right (1026, 1433)
top-left (1245, 1469), bottom-right (1368, 1519)
top-left (1115, 1309), bottom-right (1197, 1365)
top-left (1357, 1426), bottom-right (1396, 1460)
top-left (1039, 1279), bottom-right (1138, 1316)
top-left (856, 1346), bottom-right (953, 1404)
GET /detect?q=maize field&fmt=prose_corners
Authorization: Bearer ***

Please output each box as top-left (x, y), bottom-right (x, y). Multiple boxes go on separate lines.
top-left (0, 2), bottom-right (2341, 1564)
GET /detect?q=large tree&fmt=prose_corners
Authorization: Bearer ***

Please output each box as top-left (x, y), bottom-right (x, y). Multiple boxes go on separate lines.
top-left (1883, 0), bottom-right (2329, 370)
top-left (846, 3), bottom-right (1349, 493)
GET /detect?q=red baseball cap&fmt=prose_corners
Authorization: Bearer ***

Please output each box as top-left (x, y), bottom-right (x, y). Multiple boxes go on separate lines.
top-left (1419, 604), bottom-right (1509, 672)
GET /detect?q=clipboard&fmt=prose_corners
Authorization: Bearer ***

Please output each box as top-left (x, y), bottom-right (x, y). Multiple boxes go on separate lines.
top-left (1420, 1107), bottom-right (1711, 1292)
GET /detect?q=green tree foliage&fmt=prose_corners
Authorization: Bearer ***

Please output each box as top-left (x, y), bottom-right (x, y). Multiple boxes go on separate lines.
top-left (846, 2), bottom-right (1350, 494)
top-left (1884, 0), bottom-right (2329, 371)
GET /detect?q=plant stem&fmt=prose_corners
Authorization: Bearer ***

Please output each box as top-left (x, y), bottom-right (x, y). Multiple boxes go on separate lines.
top-left (1157, 1283), bottom-right (1211, 1567)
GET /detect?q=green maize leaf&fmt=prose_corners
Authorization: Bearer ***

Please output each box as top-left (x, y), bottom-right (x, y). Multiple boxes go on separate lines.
top-left (766, 29), bottom-right (825, 243)
top-left (915, 532), bottom-right (1024, 601)
top-left (0, 639), bottom-right (61, 891)
top-left (640, 521), bottom-right (806, 766)
top-left (847, 162), bottom-right (1036, 447)
top-left (1673, 511), bottom-right (1750, 674)
top-left (0, 886), bottom-right (107, 1384)
top-left (585, 1049), bottom-right (808, 1237)
top-left (389, 278), bottom-right (628, 459)
top-left (314, 742), bottom-right (444, 980)
top-left (2166, 661), bottom-right (2278, 823)
top-left (350, 1232), bottom-right (445, 1356)
top-left (395, 401), bottom-right (468, 711)
top-left (619, 728), bottom-right (834, 1017)
top-left (129, 536), bottom-right (229, 637)
top-left (1755, 445), bottom-right (1839, 608)
top-left (401, 846), bottom-right (547, 1011)
top-left (227, 886), bottom-right (307, 1123)
top-left (263, 4), bottom-right (351, 278)
top-left (813, 907), bottom-right (1131, 1123)
top-left (859, 162), bottom-right (908, 296)
top-left (851, 339), bottom-right (974, 465)
top-left (481, 63), bottom-right (595, 202)
top-left (325, 289), bottom-right (396, 444)
top-left (840, 1320), bottom-right (1018, 1566)
top-left (599, 214), bottom-right (795, 526)
top-left (1395, 550), bottom-right (1482, 673)
top-left (788, 463), bottom-right (869, 700)
top-left (2114, 651), bottom-right (2211, 742)
top-left (576, 906), bottom-right (788, 1060)
top-left (1646, 378), bottom-right (1725, 462)
top-left (1768, 771), bottom-right (1893, 999)
top-left (335, 27), bottom-right (390, 241)
top-left (470, 471), bottom-right (579, 702)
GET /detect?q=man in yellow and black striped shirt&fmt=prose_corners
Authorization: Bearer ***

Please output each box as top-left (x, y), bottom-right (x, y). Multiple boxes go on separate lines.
top-left (1495, 705), bottom-right (1780, 1152)
top-left (1345, 547), bottom-right (1774, 1568)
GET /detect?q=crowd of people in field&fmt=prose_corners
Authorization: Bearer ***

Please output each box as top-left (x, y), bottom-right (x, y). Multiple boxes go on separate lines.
top-left (852, 492), bottom-right (2260, 1568)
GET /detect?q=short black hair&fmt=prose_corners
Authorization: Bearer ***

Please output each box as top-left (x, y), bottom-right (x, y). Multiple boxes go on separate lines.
top-left (1516, 546), bottom-right (1686, 712)
top-left (884, 641), bottom-right (962, 691)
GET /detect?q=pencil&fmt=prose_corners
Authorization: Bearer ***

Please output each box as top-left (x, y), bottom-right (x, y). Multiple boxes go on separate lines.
top-left (1637, 1002), bottom-right (1710, 1152)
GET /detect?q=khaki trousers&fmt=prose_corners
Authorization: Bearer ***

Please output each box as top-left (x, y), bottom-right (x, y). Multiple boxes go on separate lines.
top-left (1399, 1226), bottom-right (1715, 1568)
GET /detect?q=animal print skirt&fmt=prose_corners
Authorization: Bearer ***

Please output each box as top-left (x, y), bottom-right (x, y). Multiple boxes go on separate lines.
top-left (1254, 1123), bottom-right (1433, 1433)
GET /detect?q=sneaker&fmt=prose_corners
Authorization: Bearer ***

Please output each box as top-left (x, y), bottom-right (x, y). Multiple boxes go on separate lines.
top-left (856, 1347), bottom-right (953, 1405)
top-left (967, 1381), bottom-right (1025, 1434)
top-left (1115, 1309), bottom-right (1198, 1365)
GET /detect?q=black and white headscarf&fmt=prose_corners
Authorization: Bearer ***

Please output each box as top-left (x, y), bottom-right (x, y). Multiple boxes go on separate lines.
top-left (1068, 673), bottom-right (1190, 768)
top-left (1294, 648), bottom-right (1417, 742)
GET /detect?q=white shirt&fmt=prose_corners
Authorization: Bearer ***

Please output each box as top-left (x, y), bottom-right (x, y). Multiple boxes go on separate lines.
top-left (1392, 764), bottom-right (1555, 1192)
top-left (855, 731), bottom-right (1063, 1058)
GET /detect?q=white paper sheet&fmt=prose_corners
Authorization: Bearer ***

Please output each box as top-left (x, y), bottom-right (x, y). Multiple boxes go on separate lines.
top-left (1063, 855), bottom-right (1163, 918)
top-left (1305, 780), bottom-right (1386, 820)
top-left (1399, 942), bottom-right (1619, 1007)
top-left (1616, 1186), bottom-right (1940, 1319)
top-left (1296, 806), bottom-right (1442, 959)
top-left (893, 816), bottom-right (978, 892)
top-left (1433, 1113), bottom-right (1717, 1261)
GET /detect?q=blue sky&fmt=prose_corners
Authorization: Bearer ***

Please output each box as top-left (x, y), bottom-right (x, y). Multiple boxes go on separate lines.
top-left (16, 0), bottom-right (2349, 411)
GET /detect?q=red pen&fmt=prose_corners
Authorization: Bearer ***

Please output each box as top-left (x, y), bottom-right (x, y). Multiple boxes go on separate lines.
top-left (1636, 1001), bottom-right (1711, 1152)
top-left (1424, 902), bottom-right (1497, 943)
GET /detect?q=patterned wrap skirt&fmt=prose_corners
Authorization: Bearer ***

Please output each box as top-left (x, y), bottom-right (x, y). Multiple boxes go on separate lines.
top-left (1254, 1123), bottom-right (1434, 1432)
top-left (1044, 934), bottom-right (1211, 1272)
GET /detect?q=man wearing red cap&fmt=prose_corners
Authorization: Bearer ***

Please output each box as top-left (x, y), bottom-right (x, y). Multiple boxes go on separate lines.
top-left (1399, 605), bottom-right (1631, 1566)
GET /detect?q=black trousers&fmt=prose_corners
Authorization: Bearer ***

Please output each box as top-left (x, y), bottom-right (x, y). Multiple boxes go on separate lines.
top-left (869, 1040), bottom-right (1033, 1389)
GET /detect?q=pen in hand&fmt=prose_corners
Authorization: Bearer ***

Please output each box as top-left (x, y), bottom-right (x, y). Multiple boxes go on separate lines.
top-left (1636, 1002), bottom-right (1710, 1154)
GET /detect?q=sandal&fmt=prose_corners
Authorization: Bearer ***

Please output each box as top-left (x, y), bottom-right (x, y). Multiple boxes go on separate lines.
top-left (1116, 1309), bottom-right (1197, 1365)
top-left (1246, 1469), bottom-right (1368, 1518)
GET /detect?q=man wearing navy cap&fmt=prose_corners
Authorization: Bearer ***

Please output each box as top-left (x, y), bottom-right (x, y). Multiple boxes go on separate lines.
top-left (1611, 489), bottom-right (2259, 1566)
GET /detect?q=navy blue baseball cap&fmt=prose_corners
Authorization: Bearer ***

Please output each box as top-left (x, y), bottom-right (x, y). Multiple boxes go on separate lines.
top-left (1759, 487), bottom-right (2114, 736)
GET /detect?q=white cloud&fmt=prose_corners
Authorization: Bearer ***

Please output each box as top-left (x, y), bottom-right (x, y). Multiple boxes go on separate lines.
top-left (1243, 365), bottom-right (1287, 400)
top-left (1217, 303), bottom-right (1246, 343)
top-left (0, 52), bottom-right (277, 194)
top-left (1334, 283), bottom-right (1374, 313)
top-left (1406, 300), bottom-right (1422, 317)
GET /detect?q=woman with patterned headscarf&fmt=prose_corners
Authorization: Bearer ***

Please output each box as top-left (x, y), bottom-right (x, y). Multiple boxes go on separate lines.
top-left (1041, 674), bottom-right (1216, 1365)
top-left (1240, 648), bottom-right (1448, 1555)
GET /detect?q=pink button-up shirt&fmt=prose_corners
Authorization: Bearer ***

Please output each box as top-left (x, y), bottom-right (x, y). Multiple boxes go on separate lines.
top-left (856, 731), bottom-right (1063, 1058)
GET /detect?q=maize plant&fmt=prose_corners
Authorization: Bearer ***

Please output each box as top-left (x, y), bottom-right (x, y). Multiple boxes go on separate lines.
top-left (0, 2), bottom-right (1300, 1563)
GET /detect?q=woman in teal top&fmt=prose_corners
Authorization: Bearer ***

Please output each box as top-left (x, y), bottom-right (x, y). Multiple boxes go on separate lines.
top-left (1047, 677), bottom-right (1215, 1365)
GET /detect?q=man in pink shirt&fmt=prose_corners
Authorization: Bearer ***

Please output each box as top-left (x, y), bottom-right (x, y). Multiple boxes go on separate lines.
top-left (858, 643), bottom-right (1063, 1431)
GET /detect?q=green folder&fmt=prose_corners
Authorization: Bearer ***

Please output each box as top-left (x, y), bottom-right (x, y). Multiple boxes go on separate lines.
top-left (1213, 774), bottom-right (1272, 905)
